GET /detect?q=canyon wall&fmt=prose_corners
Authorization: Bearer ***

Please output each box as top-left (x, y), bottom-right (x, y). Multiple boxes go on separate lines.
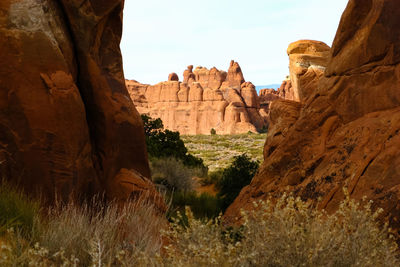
top-left (126, 61), bottom-right (269, 135)
top-left (0, 0), bottom-right (163, 208)
top-left (226, 0), bottom-right (400, 236)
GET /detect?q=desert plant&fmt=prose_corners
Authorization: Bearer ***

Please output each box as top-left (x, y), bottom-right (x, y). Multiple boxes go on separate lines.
top-left (216, 154), bottom-right (259, 211)
top-left (181, 133), bottom-right (266, 172)
top-left (142, 115), bottom-right (207, 172)
top-left (0, 196), bottom-right (166, 266)
top-left (170, 192), bottom-right (221, 219)
top-left (150, 157), bottom-right (198, 192)
top-left (0, 180), bottom-right (40, 237)
top-left (162, 193), bottom-right (400, 267)
top-left (210, 128), bottom-right (217, 135)
top-left (200, 169), bottom-right (224, 186)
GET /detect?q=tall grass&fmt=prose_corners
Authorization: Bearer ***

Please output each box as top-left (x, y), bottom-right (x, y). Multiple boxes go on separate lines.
top-left (1, 182), bottom-right (398, 266)
top-left (150, 157), bottom-right (199, 192)
top-left (0, 193), bottom-right (166, 266)
top-left (169, 191), bottom-right (221, 219)
top-left (0, 180), bottom-right (40, 237)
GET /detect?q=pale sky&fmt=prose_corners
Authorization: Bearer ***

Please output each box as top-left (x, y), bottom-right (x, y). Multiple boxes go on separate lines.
top-left (121, 0), bottom-right (349, 86)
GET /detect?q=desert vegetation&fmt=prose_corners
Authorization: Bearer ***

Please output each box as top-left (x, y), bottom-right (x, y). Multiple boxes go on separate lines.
top-left (1, 116), bottom-right (398, 265)
top-left (181, 132), bottom-right (266, 172)
top-left (0, 180), bottom-right (398, 266)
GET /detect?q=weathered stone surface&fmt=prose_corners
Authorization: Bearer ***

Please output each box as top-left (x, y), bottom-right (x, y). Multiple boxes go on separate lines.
top-left (225, 0), bottom-right (400, 238)
top-left (127, 61), bottom-right (267, 135)
top-left (0, 0), bottom-right (162, 207)
top-left (183, 65), bottom-right (195, 84)
top-left (168, 72), bottom-right (179, 81)
top-left (288, 40), bottom-right (330, 101)
top-left (222, 60), bottom-right (245, 89)
top-left (277, 78), bottom-right (296, 101)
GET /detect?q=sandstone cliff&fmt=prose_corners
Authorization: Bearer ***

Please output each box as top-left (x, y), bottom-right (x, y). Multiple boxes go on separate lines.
top-left (226, 0), bottom-right (400, 236)
top-left (0, 0), bottom-right (163, 208)
top-left (126, 61), bottom-right (268, 135)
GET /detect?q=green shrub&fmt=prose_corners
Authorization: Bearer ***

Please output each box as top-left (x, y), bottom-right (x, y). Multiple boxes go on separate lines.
top-left (200, 169), bottom-right (224, 186)
top-left (210, 128), bottom-right (216, 135)
top-left (169, 192), bottom-right (221, 219)
top-left (216, 154), bottom-right (259, 211)
top-left (0, 180), bottom-right (40, 237)
top-left (141, 115), bottom-right (207, 173)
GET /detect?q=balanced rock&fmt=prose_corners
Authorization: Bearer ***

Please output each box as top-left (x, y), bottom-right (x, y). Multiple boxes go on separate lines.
top-left (225, 0), bottom-right (400, 238)
top-left (0, 0), bottom-right (163, 209)
top-left (168, 73), bottom-right (179, 81)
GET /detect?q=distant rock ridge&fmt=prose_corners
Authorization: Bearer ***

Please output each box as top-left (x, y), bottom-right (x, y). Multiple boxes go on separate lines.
top-left (126, 61), bottom-right (269, 135)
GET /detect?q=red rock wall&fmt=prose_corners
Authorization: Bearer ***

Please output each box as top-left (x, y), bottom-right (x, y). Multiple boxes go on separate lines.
top-left (0, 0), bottom-right (162, 207)
top-left (225, 0), bottom-right (400, 237)
top-left (127, 61), bottom-right (269, 135)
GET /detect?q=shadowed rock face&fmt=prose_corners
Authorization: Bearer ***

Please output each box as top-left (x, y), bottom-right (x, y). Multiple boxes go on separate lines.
top-left (225, 0), bottom-right (400, 237)
top-left (126, 61), bottom-right (269, 135)
top-left (0, 0), bottom-right (162, 208)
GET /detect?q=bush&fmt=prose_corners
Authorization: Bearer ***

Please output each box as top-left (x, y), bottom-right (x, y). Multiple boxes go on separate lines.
top-left (1, 197), bottom-right (166, 266)
top-left (258, 125), bottom-right (268, 133)
top-left (200, 169), bottom-right (224, 186)
top-left (0, 180), bottom-right (40, 237)
top-left (1, 187), bottom-right (399, 266)
top-left (163, 193), bottom-right (400, 266)
top-left (150, 157), bottom-right (197, 192)
top-left (210, 128), bottom-right (216, 135)
top-left (169, 192), bottom-right (221, 219)
top-left (216, 154), bottom-right (259, 211)
top-left (142, 115), bottom-right (207, 173)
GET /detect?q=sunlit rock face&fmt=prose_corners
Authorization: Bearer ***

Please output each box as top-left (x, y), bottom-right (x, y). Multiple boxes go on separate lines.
top-left (287, 40), bottom-right (331, 102)
top-left (0, 0), bottom-right (164, 210)
top-left (225, 0), bottom-right (400, 239)
top-left (126, 61), bottom-right (269, 135)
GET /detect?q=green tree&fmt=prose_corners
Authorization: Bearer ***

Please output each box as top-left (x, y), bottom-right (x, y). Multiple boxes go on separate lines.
top-left (141, 115), bottom-right (207, 171)
top-left (216, 154), bottom-right (259, 211)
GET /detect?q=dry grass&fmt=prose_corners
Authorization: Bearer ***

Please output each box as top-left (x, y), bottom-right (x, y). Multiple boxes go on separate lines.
top-left (181, 133), bottom-right (266, 172)
top-left (0, 197), bottom-right (166, 266)
top-left (163, 192), bottom-right (399, 266)
top-left (1, 186), bottom-right (398, 266)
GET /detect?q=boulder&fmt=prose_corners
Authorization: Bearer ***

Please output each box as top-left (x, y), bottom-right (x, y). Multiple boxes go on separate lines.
top-left (168, 73), bottom-right (179, 81)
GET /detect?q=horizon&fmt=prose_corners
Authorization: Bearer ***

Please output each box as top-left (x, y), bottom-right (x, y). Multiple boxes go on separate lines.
top-left (121, 0), bottom-right (349, 86)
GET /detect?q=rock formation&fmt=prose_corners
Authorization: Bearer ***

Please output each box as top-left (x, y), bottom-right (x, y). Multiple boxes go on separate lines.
top-left (126, 61), bottom-right (268, 135)
top-left (287, 40), bottom-right (330, 101)
top-left (0, 0), bottom-right (163, 209)
top-left (225, 0), bottom-right (400, 237)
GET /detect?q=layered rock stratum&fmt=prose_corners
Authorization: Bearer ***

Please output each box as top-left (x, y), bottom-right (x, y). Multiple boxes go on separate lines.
top-left (126, 61), bottom-right (269, 135)
top-left (0, 0), bottom-right (163, 208)
top-left (225, 0), bottom-right (400, 236)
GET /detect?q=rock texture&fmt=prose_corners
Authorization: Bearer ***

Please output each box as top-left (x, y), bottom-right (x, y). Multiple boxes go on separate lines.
top-left (127, 61), bottom-right (268, 135)
top-left (225, 0), bottom-right (400, 237)
top-left (287, 40), bottom-right (330, 101)
top-left (0, 0), bottom-right (163, 208)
